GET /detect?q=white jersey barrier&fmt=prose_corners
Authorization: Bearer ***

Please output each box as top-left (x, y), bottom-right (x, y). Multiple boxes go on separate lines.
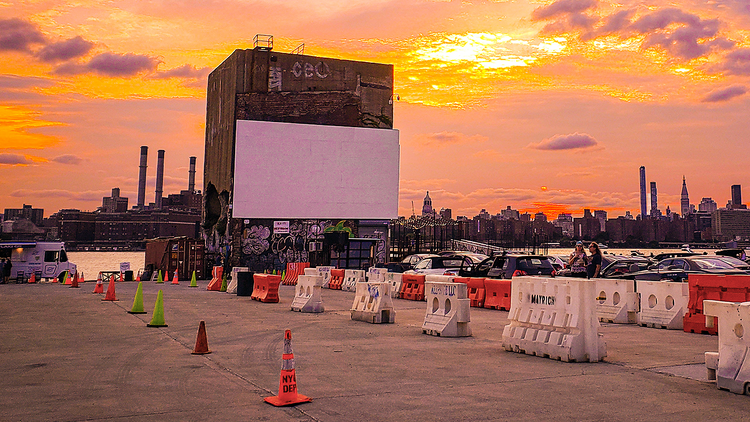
top-left (425, 274), bottom-right (454, 284)
top-left (367, 267), bottom-right (388, 283)
top-left (502, 276), bottom-right (606, 363)
top-left (704, 300), bottom-right (750, 395)
top-left (351, 282), bottom-right (395, 324)
top-left (635, 280), bottom-right (688, 330)
top-left (385, 273), bottom-right (403, 298)
top-left (342, 269), bottom-right (365, 292)
top-left (595, 278), bottom-right (638, 324)
top-left (226, 267), bottom-right (249, 294)
top-left (304, 266), bottom-right (333, 288)
top-left (422, 281), bottom-right (472, 337)
top-left (291, 275), bottom-right (324, 313)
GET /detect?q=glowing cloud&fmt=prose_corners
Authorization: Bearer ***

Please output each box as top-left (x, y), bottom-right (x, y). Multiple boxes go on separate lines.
top-left (411, 131), bottom-right (488, 147)
top-left (701, 85), bottom-right (748, 103)
top-left (528, 133), bottom-right (599, 151)
top-left (0, 153), bottom-right (34, 165)
top-left (0, 18), bottom-right (45, 52)
top-left (36, 36), bottom-right (95, 63)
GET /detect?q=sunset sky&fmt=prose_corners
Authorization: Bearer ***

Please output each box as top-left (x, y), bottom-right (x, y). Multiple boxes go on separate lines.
top-left (2, 0), bottom-right (750, 220)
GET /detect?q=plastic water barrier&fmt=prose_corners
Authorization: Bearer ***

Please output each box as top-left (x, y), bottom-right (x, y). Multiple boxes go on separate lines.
top-left (283, 262), bottom-right (310, 286)
top-left (291, 274), bottom-right (324, 313)
top-left (502, 276), bottom-right (606, 362)
top-left (422, 281), bottom-right (471, 337)
top-left (385, 272), bottom-right (403, 298)
top-left (351, 282), bottom-right (395, 324)
top-left (342, 269), bottom-right (365, 292)
top-left (251, 274), bottom-right (281, 303)
top-left (454, 277), bottom-right (486, 308)
top-left (367, 267), bottom-right (388, 283)
top-left (303, 266), bottom-right (333, 288)
top-left (399, 274), bottom-right (426, 301)
top-left (484, 279), bottom-right (512, 311)
top-left (595, 278), bottom-right (638, 324)
top-left (636, 280), bottom-right (688, 330)
top-left (328, 269), bottom-right (345, 290)
top-left (207, 266), bottom-right (224, 291)
top-left (684, 275), bottom-right (750, 335)
top-left (704, 300), bottom-right (750, 395)
top-left (226, 267), bottom-right (249, 294)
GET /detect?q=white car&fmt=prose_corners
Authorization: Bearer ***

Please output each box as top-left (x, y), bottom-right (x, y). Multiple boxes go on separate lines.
top-left (404, 254), bottom-right (482, 276)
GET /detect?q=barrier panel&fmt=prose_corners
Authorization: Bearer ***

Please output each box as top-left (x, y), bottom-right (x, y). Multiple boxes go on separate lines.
top-left (454, 277), bottom-right (486, 308)
top-left (342, 269), bottom-right (365, 292)
top-left (328, 269), bottom-right (345, 290)
top-left (425, 274), bottom-right (454, 284)
top-left (303, 268), bottom-right (318, 276)
top-left (227, 267), bottom-right (249, 294)
top-left (206, 266), bottom-right (224, 291)
top-left (367, 267), bottom-right (388, 283)
top-left (399, 274), bottom-right (426, 301)
top-left (422, 281), bottom-right (472, 337)
top-left (283, 262), bottom-right (310, 286)
top-left (684, 275), bottom-right (750, 335)
top-left (502, 276), bottom-right (606, 362)
top-left (636, 280), bottom-right (688, 330)
top-left (484, 279), bottom-right (512, 311)
top-left (351, 282), bottom-right (395, 324)
top-left (595, 278), bottom-right (638, 324)
top-left (703, 300), bottom-right (750, 395)
top-left (291, 275), bottom-right (324, 313)
top-left (385, 273), bottom-right (403, 298)
top-left (251, 274), bottom-right (281, 303)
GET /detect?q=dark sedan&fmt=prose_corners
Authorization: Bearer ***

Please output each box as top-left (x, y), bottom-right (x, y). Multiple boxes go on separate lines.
top-left (629, 256), bottom-right (749, 282)
top-left (460, 254), bottom-right (555, 279)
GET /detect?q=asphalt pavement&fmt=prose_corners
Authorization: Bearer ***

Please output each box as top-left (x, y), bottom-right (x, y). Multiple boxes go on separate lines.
top-left (1, 278), bottom-right (747, 422)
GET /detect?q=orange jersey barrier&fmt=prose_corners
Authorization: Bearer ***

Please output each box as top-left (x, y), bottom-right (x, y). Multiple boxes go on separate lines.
top-left (484, 279), bottom-right (512, 311)
top-left (328, 269), bottom-right (345, 290)
top-left (683, 274), bottom-right (750, 335)
top-left (454, 277), bottom-right (486, 308)
top-left (251, 274), bottom-right (281, 303)
top-left (283, 262), bottom-right (310, 286)
top-left (206, 266), bottom-right (223, 291)
top-left (399, 274), bottom-right (426, 301)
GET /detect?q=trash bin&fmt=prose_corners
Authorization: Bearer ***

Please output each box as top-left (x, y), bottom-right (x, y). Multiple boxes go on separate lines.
top-left (236, 271), bottom-right (254, 296)
top-left (124, 270), bottom-right (134, 281)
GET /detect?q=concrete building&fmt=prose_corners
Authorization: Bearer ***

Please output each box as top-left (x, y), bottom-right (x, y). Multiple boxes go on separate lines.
top-left (439, 208), bottom-right (452, 220)
top-left (203, 39), bottom-right (397, 270)
top-left (712, 208), bottom-right (750, 241)
top-left (553, 213), bottom-right (573, 237)
top-left (650, 181), bottom-right (659, 218)
top-left (501, 206), bottom-right (520, 220)
top-left (639, 166), bottom-right (647, 219)
top-left (729, 185), bottom-right (747, 209)
top-left (4, 204), bottom-right (44, 226)
top-left (101, 188), bottom-right (129, 213)
top-left (699, 197), bottom-right (717, 213)
top-left (681, 176), bottom-right (690, 216)
top-left (422, 192), bottom-right (434, 217)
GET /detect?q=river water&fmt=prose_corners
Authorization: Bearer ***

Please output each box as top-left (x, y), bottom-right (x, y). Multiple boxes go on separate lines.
top-left (67, 251), bottom-right (145, 280)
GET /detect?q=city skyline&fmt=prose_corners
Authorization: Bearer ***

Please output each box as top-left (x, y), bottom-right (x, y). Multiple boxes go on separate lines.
top-left (2, 1), bottom-right (750, 218)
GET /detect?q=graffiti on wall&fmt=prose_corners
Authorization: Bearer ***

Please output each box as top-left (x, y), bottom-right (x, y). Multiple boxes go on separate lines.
top-left (362, 230), bottom-right (386, 265)
top-left (292, 61), bottom-right (330, 79)
top-left (239, 219), bottom-right (338, 271)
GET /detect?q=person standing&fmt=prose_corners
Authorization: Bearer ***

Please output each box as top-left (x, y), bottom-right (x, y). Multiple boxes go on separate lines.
top-left (4, 258), bottom-right (11, 283)
top-left (0, 259), bottom-right (5, 284)
top-left (568, 241), bottom-right (588, 278)
top-left (587, 242), bottom-right (603, 279)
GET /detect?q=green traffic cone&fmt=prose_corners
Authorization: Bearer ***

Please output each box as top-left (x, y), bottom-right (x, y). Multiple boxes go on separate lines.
top-left (156, 270), bottom-right (163, 284)
top-left (147, 290), bottom-right (168, 327)
top-left (281, 270), bottom-right (286, 281)
top-left (220, 275), bottom-right (227, 292)
top-left (189, 270), bottom-right (198, 287)
top-left (128, 282), bottom-right (147, 314)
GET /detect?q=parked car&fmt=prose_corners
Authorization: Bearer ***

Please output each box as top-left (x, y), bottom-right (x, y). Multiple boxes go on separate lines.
top-left (400, 254), bottom-right (433, 270)
top-left (404, 254), bottom-right (481, 276)
top-left (557, 254), bottom-right (654, 278)
top-left (546, 255), bottom-right (566, 271)
top-left (460, 254), bottom-right (555, 279)
top-left (712, 256), bottom-right (750, 272)
top-left (628, 256), bottom-right (749, 282)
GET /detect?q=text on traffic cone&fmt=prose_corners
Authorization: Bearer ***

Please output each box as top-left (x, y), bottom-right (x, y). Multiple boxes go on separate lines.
top-left (264, 329), bottom-right (312, 407)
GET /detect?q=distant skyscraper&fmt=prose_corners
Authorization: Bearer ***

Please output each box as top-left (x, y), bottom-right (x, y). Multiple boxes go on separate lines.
top-left (699, 197), bottom-right (718, 213)
top-left (650, 181), bottom-right (658, 217)
top-left (730, 185), bottom-right (746, 209)
top-left (421, 191), bottom-right (434, 216)
top-left (639, 166), bottom-right (647, 219)
top-left (681, 176), bottom-right (690, 216)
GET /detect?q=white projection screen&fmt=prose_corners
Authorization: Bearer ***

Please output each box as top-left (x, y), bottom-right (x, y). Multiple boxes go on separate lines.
top-left (233, 120), bottom-right (400, 219)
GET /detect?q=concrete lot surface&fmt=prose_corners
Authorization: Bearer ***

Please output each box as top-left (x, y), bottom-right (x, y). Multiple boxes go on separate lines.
top-left (1, 280), bottom-right (748, 422)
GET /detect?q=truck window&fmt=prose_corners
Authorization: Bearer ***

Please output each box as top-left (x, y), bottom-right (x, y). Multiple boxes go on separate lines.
top-left (45, 250), bottom-right (59, 262)
top-left (60, 250), bottom-right (68, 262)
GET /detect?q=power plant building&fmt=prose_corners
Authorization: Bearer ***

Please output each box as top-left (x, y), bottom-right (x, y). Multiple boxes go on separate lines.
top-left (203, 38), bottom-right (399, 270)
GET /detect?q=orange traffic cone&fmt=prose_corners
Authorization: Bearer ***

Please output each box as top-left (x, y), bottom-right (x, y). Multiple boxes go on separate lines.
top-left (69, 273), bottom-right (80, 288)
top-left (136, 273), bottom-right (141, 282)
top-left (52, 275), bottom-right (58, 283)
top-left (191, 321), bottom-right (211, 355)
top-left (28, 273), bottom-right (36, 284)
top-left (93, 277), bottom-right (104, 294)
top-left (264, 330), bottom-right (312, 407)
top-left (171, 270), bottom-right (179, 285)
top-left (63, 272), bottom-right (72, 285)
top-left (119, 272), bottom-right (124, 282)
top-left (102, 275), bottom-right (118, 301)
top-left (78, 272), bottom-right (85, 283)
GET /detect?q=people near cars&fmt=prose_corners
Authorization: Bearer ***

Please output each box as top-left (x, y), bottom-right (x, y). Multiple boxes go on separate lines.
top-left (587, 242), bottom-right (602, 279)
top-left (568, 241), bottom-right (588, 278)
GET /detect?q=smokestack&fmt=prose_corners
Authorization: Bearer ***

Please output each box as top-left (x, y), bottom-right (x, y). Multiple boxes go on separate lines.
top-left (155, 149), bottom-right (165, 209)
top-left (137, 146), bottom-right (148, 208)
top-left (188, 156), bottom-right (196, 193)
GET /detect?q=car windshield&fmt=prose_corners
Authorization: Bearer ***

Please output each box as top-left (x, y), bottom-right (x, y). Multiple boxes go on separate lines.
top-left (603, 260), bottom-right (651, 276)
top-left (439, 258), bottom-right (464, 268)
top-left (516, 257), bottom-right (552, 271)
top-left (692, 258), bottom-right (736, 270)
top-left (414, 259), bottom-right (433, 269)
top-left (716, 256), bottom-right (749, 267)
